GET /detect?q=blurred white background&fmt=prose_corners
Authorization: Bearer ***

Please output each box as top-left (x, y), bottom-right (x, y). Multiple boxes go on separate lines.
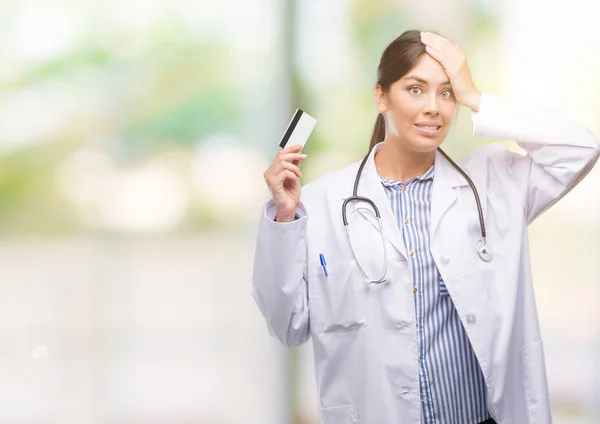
top-left (0, 0), bottom-right (598, 423)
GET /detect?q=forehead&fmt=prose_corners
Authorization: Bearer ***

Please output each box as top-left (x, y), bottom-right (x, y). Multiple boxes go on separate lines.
top-left (401, 54), bottom-right (449, 85)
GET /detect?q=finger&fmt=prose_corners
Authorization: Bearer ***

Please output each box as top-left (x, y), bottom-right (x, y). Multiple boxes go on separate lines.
top-left (274, 169), bottom-right (298, 187)
top-left (421, 32), bottom-right (457, 56)
top-left (271, 160), bottom-right (303, 179)
top-left (424, 44), bottom-right (444, 64)
top-left (280, 143), bottom-right (304, 154)
top-left (424, 45), bottom-right (458, 81)
top-left (421, 31), bottom-right (450, 46)
top-left (424, 42), bottom-right (457, 68)
top-left (280, 160), bottom-right (303, 178)
top-left (420, 31), bottom-right (441, 48)
top-left (278, 152), bottom-right (308, 163)
top-left (266, 152), bottom-right (304, 176)
top-left (266, 167), bottom-right (296, 189)
top-left (267, 152), bottom-right (307, 176)
top-left (425, 44), bottom-right (465, 79)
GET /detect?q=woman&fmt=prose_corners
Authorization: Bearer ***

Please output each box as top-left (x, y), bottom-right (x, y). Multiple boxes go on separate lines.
top-left (252, 30), bottom-right (600, 424)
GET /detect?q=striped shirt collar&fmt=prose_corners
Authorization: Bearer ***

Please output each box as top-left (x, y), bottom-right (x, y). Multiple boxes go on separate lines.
top-left (373, 142), bottom-right (435, 187)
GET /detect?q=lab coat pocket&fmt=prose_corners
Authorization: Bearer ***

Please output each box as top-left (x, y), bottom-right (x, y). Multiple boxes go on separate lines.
top-left (320, 404), bottom-right (359, 424)
top-left (311, 260), bottom-right (367, 334)
top-left (521, 340), bottom-right (551, 423)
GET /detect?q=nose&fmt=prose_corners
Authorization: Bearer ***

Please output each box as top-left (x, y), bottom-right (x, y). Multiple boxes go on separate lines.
top-left (423, 93), bottom-right (439, 115)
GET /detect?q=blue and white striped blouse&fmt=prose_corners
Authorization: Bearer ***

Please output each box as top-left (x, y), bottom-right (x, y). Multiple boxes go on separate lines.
top-left (380, 161), bottom-right (490, 424)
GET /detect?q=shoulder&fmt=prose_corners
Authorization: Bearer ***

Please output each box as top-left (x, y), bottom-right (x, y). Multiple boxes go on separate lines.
top-left (460, 142), bottom-right (523, 172)
top-left (458, 143), bottom-right (533, 200)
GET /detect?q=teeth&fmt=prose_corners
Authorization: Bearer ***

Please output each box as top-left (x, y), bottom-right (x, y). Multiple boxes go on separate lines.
top-left (417, 125), bottom-right (438, 130)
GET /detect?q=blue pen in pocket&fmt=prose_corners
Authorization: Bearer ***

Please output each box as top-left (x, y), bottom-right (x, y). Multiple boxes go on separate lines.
top-left (319, 253), bottom-right (329, 277)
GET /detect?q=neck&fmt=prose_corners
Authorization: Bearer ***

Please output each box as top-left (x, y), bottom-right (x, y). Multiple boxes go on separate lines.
top-left (374, 139), bottom-right (436, 183)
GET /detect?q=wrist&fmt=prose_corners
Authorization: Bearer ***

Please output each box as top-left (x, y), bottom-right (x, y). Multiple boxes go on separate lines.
top-left (275, 213), bottom-right (299, 222)
top-left (463, 90), bottom-right (481, 112)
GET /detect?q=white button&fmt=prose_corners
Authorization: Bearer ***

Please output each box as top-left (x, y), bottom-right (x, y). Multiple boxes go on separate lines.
top-left (466, 314), bottom-right (476, 324)
top-left (440, 255), bottom-right (450, 264)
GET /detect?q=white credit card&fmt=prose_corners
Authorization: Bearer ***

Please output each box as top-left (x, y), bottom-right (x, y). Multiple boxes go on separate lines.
top-left (278, 108), bottom-right (317, 149)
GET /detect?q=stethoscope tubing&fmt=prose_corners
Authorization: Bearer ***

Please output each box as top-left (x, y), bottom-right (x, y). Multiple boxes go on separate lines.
top-left (342, 147), bottom-right (492, 284)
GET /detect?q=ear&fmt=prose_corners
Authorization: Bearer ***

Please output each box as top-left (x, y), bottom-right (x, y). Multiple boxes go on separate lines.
top-left (375, 84), bottom-right (388, 113)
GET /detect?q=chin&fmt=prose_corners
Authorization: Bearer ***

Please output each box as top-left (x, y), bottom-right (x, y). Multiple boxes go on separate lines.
top-left (411, 138), bottom-right (444, 153)
top-left (412, 131), bottom-right (448, 151)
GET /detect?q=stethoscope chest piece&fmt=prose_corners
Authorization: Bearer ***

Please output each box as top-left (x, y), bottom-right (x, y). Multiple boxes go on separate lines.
top-left (476, 238), bottom-right (493, 262)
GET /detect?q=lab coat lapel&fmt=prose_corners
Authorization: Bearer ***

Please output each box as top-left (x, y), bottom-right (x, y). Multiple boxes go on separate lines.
top-left (350, 148), bottom-right (408, 260)
top-left (430, 150), bottom-right (461, 239)
top-left (430, 149), bottom-right (487, 241)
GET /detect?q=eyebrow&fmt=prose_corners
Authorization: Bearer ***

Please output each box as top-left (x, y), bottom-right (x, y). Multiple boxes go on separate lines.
top-left (404, 76), bottom-right (451, 86)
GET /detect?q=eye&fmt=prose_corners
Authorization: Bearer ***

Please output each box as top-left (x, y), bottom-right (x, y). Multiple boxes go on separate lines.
top-left (409, 86), bottom-right (422, 95)
top-left (440, 89), bottom-right (453, 98)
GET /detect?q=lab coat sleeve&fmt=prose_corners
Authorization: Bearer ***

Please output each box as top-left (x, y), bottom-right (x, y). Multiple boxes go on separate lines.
top-left (472, 92), bottom-right (600, 224)
top-left (252, 200), bottom-right (310, 347)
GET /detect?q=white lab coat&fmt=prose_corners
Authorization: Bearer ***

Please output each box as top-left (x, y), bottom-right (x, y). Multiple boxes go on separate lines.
top-left (252, 93), bottom-right (600, 424)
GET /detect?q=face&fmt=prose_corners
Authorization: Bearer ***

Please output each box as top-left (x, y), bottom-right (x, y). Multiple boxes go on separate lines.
top-left (375, 53), bottom-right (457, 153)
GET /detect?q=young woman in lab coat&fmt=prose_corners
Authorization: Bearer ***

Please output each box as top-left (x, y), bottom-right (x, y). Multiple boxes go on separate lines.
top-left (253, 30), bottom-right (600, 424)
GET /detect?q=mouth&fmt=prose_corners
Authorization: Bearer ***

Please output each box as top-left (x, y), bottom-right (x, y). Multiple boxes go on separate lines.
top-left (414, 123), bottom-right (442, 137)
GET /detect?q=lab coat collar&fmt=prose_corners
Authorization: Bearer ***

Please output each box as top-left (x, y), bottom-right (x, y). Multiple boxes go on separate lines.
top-left (380, 165), bottom-right (434, 186)
top-left (349, 143), bottom-right (481, 259)
top-left (374, 142), bottom-right (435, 186)
top-left (434, 148), bottom-right (471, 188)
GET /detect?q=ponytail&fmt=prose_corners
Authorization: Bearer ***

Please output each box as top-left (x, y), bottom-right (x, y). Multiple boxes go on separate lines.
top-left (369, 114), bottom-right (385, 152)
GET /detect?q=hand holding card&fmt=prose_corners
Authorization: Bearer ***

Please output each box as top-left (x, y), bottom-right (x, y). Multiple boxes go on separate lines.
top-left (263, 109), bottom-right (317, 222)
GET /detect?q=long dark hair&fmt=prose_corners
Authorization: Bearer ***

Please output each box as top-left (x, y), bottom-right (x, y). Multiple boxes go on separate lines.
top-left (369, 30), bottom-right (427, 151)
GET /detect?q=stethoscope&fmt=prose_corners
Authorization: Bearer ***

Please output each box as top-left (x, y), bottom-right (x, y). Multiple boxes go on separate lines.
top-left (342, 147), bottom-right (493, 285)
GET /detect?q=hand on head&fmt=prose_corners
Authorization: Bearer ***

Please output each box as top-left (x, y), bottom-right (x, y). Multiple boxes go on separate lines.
top-left (419, 32), bottom-right (481, 111)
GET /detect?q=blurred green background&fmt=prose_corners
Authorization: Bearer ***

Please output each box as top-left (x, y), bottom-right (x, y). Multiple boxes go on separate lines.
top-left (0, 0), bottom-right (598, 423)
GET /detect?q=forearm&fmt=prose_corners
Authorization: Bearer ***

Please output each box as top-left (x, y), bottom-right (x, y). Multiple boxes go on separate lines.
top-left (252, 201), bottom-right (311, 346)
